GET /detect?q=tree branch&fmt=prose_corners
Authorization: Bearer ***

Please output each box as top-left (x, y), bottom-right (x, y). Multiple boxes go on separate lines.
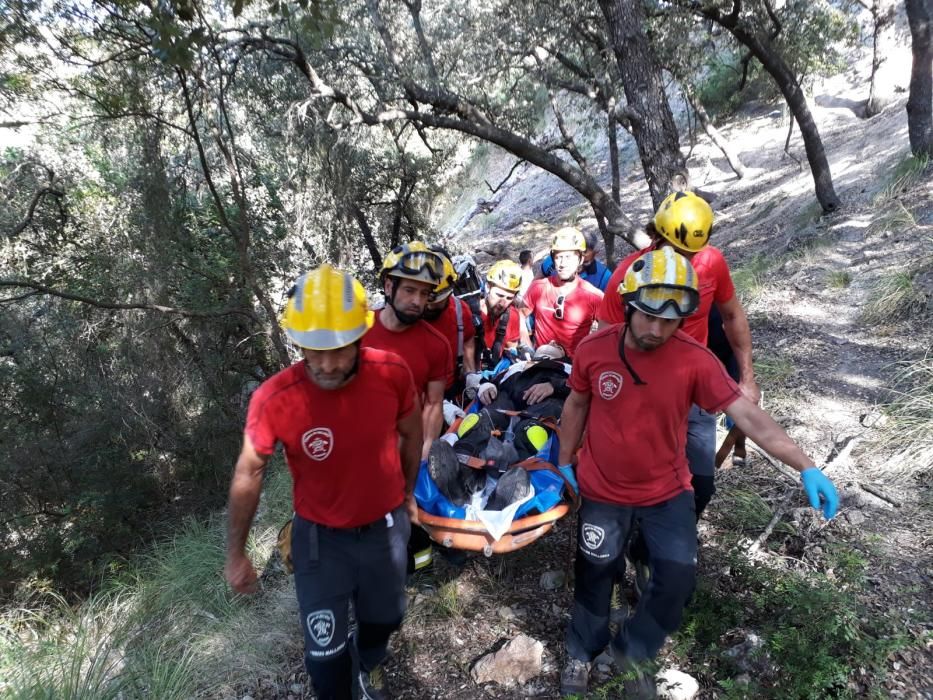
top-left (485, 159), bottom-right (525, 194)
top-left (0, 279), bottom-right (255, 319)
top-left (6, 187), bottom-right (65, 238)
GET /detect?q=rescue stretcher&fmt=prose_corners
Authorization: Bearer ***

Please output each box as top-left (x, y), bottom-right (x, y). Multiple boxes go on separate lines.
top-left (414, 406), bottom-right (578, 555)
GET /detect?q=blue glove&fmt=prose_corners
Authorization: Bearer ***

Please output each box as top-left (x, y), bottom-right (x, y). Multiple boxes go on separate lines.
top-left (800, 467), bottom-right (839, 519)
top-left (558, 464), bottom-right (578, 495)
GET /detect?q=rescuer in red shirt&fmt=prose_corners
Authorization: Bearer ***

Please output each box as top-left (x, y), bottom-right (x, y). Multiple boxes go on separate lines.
top-left (522, 227), bottom-right (603, 359)
top-left (225, 265), bottom-right (422, 700)
top-left (423, 247), bottom-right (477, 393)
top-left (557, 248), bottom-right (838, 698)
top-left (361, 242), bottom-right (452, 459)
top-left (477, 259), bottom-right (529, 370)
top-left (597, 192), bottom-right (760, 521)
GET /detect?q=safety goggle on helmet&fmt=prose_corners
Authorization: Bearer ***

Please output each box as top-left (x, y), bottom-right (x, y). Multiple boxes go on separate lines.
top-left (381, 241), bottom-right (445, 285)
top-left (619, 247), bottom-right (700, 319)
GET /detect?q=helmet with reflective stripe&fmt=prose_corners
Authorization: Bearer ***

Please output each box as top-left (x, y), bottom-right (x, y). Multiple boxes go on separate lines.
top-left (485, 259), bottom-right (523, 292)
top-left (550, 227), bottom-right (587, 254)
top-left (652, 191), bottom-right (714, 253)
top-left (381, 241), bottom-right (445, 286)
top-left (619, 247), bottom-right (700, 319)
top-left (282, 265), bottom-right (375, 349)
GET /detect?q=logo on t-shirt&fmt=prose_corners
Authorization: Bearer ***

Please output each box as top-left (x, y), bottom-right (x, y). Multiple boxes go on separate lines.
top-left (307, 609), bottom-right (335, 647)
top-left (302, 427), bottom-right (334, 461)
top-left (597, 371), bottom-right (623, 400)
top-left (581, 523), bottom-right (605, 551)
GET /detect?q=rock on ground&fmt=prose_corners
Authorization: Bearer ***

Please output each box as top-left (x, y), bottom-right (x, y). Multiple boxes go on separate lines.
top-left (470, 633), bottom-right (544, 687)
top-left (656, 668), bottom-right (700, 700)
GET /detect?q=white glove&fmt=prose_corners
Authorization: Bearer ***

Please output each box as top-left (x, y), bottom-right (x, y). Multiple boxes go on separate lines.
top-left (465, 372), bottom-right (482, 391)
top-left (477, 383), bottom-right (498, 405)
top-left (442, 400), bottom-right (465, 425)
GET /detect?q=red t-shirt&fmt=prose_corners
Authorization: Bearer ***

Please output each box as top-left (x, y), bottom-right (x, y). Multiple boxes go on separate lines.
top-left (362, 310), bottom-right (453, 393)
top-left (481, 305), bottom-right (521, 352)
top-left (597, 245), bottom-right (736, 346)
top-left (569, 325), bottom-right (741, 506)
top-left (426, 298), bottom-right (476, 386)
top-left (524, 277), bottom-right (603, 359)
top-left (245, 349), bottom-right (416, 527)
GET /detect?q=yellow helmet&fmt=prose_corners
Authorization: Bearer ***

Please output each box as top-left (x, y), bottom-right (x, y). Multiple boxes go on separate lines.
top-left (381, 241), bottom-right (445, 286)
top-left (550, 227), bottom-right (587, 254)
top-left (432, 248), bottom-right (458, 298)
top-left (652, 191), bottom-right (714, 253)
top-left (282, 265), bottom-right (374, 350)
top-left (485, 260), bottom-right (523, 292)
top-left (619, 247), bottom-right (700, 319)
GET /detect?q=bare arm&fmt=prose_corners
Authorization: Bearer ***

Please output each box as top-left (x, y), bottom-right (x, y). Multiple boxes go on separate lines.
top-left (462, 337), bottom-right (477, 375)
top-left (724, 396), bottom-right (813, 472)
top-left (224, 434), bottom-right (271, 594)
top-left (397, 399), bottom-right (424, 495)
top-left (421, 379), bottom-right (445, 458)
top-left (557, 389), bottom-right (591, 465)
top-left (517, 306), bottom-right (534, 348)
top-left (718, 294), bottom-right (760, 403)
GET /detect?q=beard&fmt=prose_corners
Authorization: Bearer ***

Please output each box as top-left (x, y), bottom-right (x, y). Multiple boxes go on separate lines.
top-left (421, 303), bottom-right (446, 321)
top-left (391, 301), bottom-right (423, 325)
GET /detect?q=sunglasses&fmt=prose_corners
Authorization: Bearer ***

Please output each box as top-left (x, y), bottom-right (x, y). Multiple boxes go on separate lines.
top-left (554, 294), bottom-right (566, 320)
top-left (628, 285), bottom-right (700, 318)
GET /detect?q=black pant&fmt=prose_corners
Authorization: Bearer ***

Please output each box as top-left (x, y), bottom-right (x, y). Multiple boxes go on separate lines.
top-left (567, 492), bottom-right (697, 663)
top-left (292, 506), bottom-right (410, 700)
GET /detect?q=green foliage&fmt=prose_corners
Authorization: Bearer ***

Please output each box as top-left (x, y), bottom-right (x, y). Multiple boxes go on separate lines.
top-left (878, 356), bottom-right (933, 481)
top-left (827, 269), bottom-right (852, 288)
top-left (860, 270), bottom-right (929, 324)
top-left (696, 50), bottom-right (771, 118)
top-left (0, 468), bottom-right (292, 698)
top-left (731, 255), bottom-right (771, 303)
top-left (675, 551), bottom-right (910, 698)
top-left (754, 353), bottom-right (796, 388)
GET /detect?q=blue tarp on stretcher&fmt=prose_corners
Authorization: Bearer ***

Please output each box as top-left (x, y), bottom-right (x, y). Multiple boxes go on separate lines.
top-left (414, 432), bottom-right (565, 520)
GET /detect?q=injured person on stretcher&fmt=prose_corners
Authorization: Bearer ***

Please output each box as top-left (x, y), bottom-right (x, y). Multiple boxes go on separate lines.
top-left (427, 341), bottom-right (570, 512)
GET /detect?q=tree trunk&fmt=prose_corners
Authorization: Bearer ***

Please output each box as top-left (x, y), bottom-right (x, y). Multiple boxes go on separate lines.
top-left (701, 7), bottom-right (841, 212)
top-left (598, 0), bottom-right (686, 208)
top-left (350, 203), bottom-right (383, 270)
top-left (683, 82), bottom-right (746, 178)
top-left (906, 0), bottom-right (933, 158)
top-left (865, 1), bottom-right (897, 117)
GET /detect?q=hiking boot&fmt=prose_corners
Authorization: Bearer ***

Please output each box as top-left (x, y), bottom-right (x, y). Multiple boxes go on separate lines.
top-left (610, 650), bottom-right (657, 699)
top-left (560, 657), bottom-right (590, 697)
top-left (481, 434), bottom-right (520, 475)
top-left (359, 664), bottom-right (390, 700)
top-left (428, 439), bottom-right (470, 506)
top-left (485, 466), bottom-right (531, 511)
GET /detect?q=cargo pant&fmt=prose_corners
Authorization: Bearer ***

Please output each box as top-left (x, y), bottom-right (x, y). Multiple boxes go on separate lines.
top-left (566, 491), bottom-right (698, 663)
top-left (291, 505), bottom-right (410, 700)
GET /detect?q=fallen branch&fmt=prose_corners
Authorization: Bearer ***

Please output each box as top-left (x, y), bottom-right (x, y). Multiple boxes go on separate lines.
top-left (745, 434), bottom-right (860, 553)
top-left (858, 481), bottom-right (902, 508)
top-left (748, 489), bottom-right (797, 555)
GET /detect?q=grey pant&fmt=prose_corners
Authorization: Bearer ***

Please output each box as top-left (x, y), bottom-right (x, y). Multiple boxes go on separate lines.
top-left (292, 506), bottom-right (410, 700)
top-left (686, 404), bottom-right (717, 516)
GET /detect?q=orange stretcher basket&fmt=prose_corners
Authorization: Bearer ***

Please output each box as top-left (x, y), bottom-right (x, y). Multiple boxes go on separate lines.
top-left (416, 410), bottom-right (578, 556)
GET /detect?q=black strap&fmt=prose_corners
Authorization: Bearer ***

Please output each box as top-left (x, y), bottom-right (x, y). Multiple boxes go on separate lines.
top-left (489, 310), bottom-right (511, 363)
